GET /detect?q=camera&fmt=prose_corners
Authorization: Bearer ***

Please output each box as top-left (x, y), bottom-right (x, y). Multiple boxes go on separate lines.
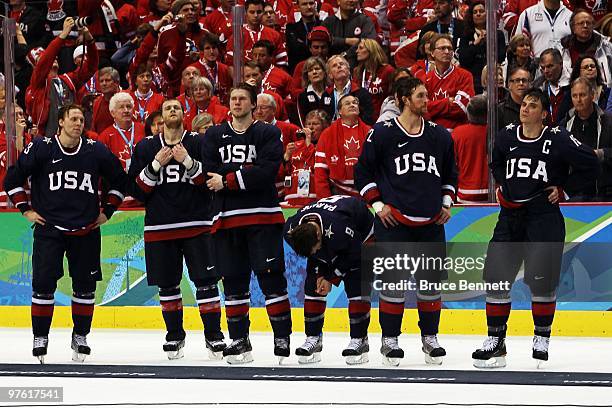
top-left (73, 17), bottom-right (91, 30)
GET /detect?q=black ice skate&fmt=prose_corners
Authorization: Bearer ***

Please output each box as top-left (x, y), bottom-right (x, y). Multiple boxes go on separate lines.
top-left (33, 336), bottom-right (48, 364)
top-left (223, 337), bottom-right (253, 365)
top-left (274, 336), bottom-right (290, 364)
top-left (295, 335), bottom-right (323, 364)
top-left (71, 333), bottom-right (91, 363)
top-left (342, 337), bottom-right (369, 365)
top-left (163, 339), bottom-right (185, 360)
top-left (380, 336), bottom-right (404, 366)
top-left (472, 336), bottom-right (507, 369)
top-left (532, 335), bottom-right (550, 368)
top-left (205, 336), bottom-right (226, 360)
top-left (421, 335), bottom-right (446, 365)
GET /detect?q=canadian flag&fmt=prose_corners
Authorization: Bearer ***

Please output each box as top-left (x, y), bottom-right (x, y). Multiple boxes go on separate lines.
top-left (47, 0), bottom-right (67, 22)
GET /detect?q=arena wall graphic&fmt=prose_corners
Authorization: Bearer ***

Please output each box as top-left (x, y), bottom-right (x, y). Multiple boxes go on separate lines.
top-left (0, 206), bottom-right (610, 336)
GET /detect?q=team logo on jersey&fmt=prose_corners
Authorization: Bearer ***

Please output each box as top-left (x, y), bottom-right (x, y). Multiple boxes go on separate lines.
top-left (394, 153), bottom-right (440, 177)
top-left (535, 12), bottom-right (543, 21)
top-left (354, 27), bottom-right (361, 36)
top-left (434, 88), bottom-right (448, 99)
top-left (218, 144), bottom-right (257, 163)
top-left (47, 0), bottom-right (67, 22)
top-left (49, 171), bottom-right (95, 193)
top-left (343, 136), bottom-right (361, 165)
top-left (506, 158), bottom-right (548, 182)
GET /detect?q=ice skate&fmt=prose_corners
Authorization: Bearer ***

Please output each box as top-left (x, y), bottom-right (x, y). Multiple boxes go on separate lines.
top-left (33, 336), bottom-right (48, 364)
top-left (532, 335), bottom-right (550, 369)
top-left (295, 335), bottom-right (322, 364)
top-left (163, 339), bottom-right (185, 360)
top-left (205, 337), bottom-right (226, 360)
top-left (472, 336), bottom-right (507, 368)
top-left (274, 336), bottom-right (290, 364)
top-left (380, 336), bottom-right (404, 366)
top-left (421, 335), bottom-right (446, 365)
top-left (71, 333), bottom-right (91, 363)
top-left (223, 337), bottom-right (253, 364)
top-left (342, 337), bottom-right (369, 365)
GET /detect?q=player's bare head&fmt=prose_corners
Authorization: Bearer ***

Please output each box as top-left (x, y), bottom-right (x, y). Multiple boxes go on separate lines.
top-left (338, 95), bottom-right (360, 121)
top-left (287, 221), bottom-right (322, 257)
top-left (520, 88), bottom-right (550, 125)
top-left (58, 104), bottom-right (85, 138)
top-left (161, 99), bottom-right (184, 128)
top-left (230, 83), bottom-right (258, 118)
top-left (395, 77), bottom-right (428, 114)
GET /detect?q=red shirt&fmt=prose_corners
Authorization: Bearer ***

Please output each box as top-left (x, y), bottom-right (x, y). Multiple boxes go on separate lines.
top-left (261, 66), bottom-right (294, 99)
top-left (189, 60), bottom-right (233, 106)
top-left (202, 8), bottom-right (233, 44)
top-left (352, 64), bottom-right (394, 117)
top-left (183, 96), bottom-right (230, 131)
top-left (451, 123), bottom-right (489, 203)
top-left (285, 140), bottom-right (317, 206)
top-left (226, 25), bottom-right (288, 68)
top-left (130, 90), bottom-right (165, 125)
top-left (92, 95), bottom-right (116, 135)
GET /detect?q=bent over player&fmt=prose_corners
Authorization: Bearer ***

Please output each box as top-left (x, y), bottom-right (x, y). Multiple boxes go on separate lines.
top-left (284, 195), bottom-right (374, 365)
top-left (128, 99), bottom-right (226, 360)
top-left (4, 104), bottom-right (127, 363)
top-left (472, 88), bottom-right (599, 369)
top-left (355, 77), bottom-right (457, 366)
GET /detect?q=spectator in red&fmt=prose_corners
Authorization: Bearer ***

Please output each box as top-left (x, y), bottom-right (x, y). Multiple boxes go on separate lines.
top-left (25, 18), bottom-right (98, 137)
top-left (314, 94), bottom-right (370, 198)
top-left (177, 66), bottom-right (202, 117)
top-left (406, 31), bottom-right (436, 76)
top-left (290, 26), bottom-right (331, 99)
top-left (387, 0), bottom-right (434, 56)
top-left (130, 65), bottom-right (165, 126)
top-left (297, 57), bottom-right (329, 127)
top-left (283, 109), bottom-right (331, 206)
top-left (451, 94), bottom-right (489, 203)
top-left (243, 61), bottom-right (288, 120)
top-left (352, 38), bottom-right (395, 118)
top-left (252, 40), bottom-right (293, 99)
top-left (190, 33), bottom-right (233, 106)
top-left (226, 0), bottom-right (288, 67)
top-left (415, 34), bottom-right (474, 130)
top-left (0, 102), bottom-right (31, 208)
top-left (145, 110), bottom-right (164, 136)
top-left (202, 0), bottom-right (235, 45)
top-left (262, 3), bottom-right (282, 32)
top-left (183, 77), bottom-right (230, 131)
top-left (92, 67), bottom-right (121, 134)
top-left (141, 0), bottom-right (173, 26)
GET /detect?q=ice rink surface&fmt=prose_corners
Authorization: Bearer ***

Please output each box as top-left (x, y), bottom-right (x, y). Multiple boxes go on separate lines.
top-left (0, 328), bottom-right (610, 408)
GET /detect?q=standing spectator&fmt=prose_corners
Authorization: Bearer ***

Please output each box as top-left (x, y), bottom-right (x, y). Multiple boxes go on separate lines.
top-left (322, 0), bottom-right (377, 66)
top-left (285, 0), bottom-right (323, 73)
top-left (190, 33), bottom-right (233, 106)
top-left (352, 39), bottom-right (395, 117)
top-left (387, 0), bottom-right (435, 57)
top-left (415, 34), bottom-right (475, 131)
top-left (409, 31), bottom-right (437, 76)
top-left (502, 34), bottom-right (538, 86)
top-left (498, 67), bottom-right (533, 129)
top-left (536, 48), bottom-right (568, 124)
top-left (297, 57), bottom-right (329, 127)
top-left (252, 40), bottom-right (294, 99)
top-left (417, 0), bottom-right (466, 59)
top-left (9, 0), bottom-right (49, 49)
top-left (560, 9), bottom-right (612, 87)
top-left (145, 110), bottom-right (164, 136)
top-left (452, 95), bottom-right (489, 203)
top-left (561, 77), bottom-right (612, 201)
top-left (182, 77), bottom-right (229, 131)
top-left (177, 66), bottom-right (202, 118)
top-left (290, 27), bottom-right (332, 98)
top-left (314, 94), bottom-right (371, 198)
top-left (0, 102), bottom-right (30, 208)
top-left (142, 0), bottom-right (173, 27)
top-left (457, 1), bottom-right (506, 94)
top-left (516, 0), bottom-right (572, 58)
top-left (243, 61), bottom-right (288, 121)
top-left (92, 67), bottom-right (121, 135)
top-left (502, 0), bottom-right (572, 35)
top-left (130, 65), bottom-right (165, 126)
top-left (202, 0), bottom-right (235, 45)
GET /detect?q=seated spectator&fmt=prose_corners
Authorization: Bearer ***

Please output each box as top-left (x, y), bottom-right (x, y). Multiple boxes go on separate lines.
top-left (516, 0), bottom-right (572, 58)
top-left (352, 39), bottom-right (395, 118)
top-left (536, 48), bottom-right (568, 124)
top-left (297, 57), bottom-right (329, 127)
top-left (252, 40), bottom-right (293, 99)
top-left (92, 67), bottom-right (121, 135)
top-left (497, 67), bottom-right (532, 129)
top-left (561, 9), bottom-right (612, 87)
top-left (457, 1), bottom-right (505, 94)
top-left (452, 94), bottom-right (489, 203)
top-left (183, 77), bottom-right (229, 131)
top-left (290, 26), bottom-right (331, 100)
top-left (407, 31), bottom-right (437, 76)
top-left (377, 67), bottom-right (412, 123)
top-left (145, 110), bottom-right (164, 136)
top-left (130, 65), bottom-right (165, 126)
top-left (192, 112), bottom-right (215, 133)
top-left (595, 12), bottom-right (612, 39)
top-left (561, 77), bottom-right (612, 201)
top-left (417, 0), bottom-right (465, 59)
top-left (243, 61), bottom-right (288, 121)
top-left (415, 34), bottom-right (474, 131)
top-left (190, 33), bottom-right (233, 106)
top-left (314, 95), bottom-right (371, 198)
top-left (502, 34), bottom-right (538, 86)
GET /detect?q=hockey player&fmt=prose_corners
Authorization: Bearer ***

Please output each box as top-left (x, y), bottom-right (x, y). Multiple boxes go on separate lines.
top-left (284, 195), bottom-right (374, 365)
top-left (202, 83), bottom-right (292, 364)
top-left (3, 104), bottom-right (127, 363)
top-left (128, 99), bottom-right (226, 360)
top-left (355, 77), bottom-right (458, 366)
top-left (472, 88), bottom-right (599, 369)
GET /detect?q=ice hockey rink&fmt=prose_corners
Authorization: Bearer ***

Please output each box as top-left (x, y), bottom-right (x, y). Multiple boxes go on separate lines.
top-left (0, 328), bottom-right (610, 408)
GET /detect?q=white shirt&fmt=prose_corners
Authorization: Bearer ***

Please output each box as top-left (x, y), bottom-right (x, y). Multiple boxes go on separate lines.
top-left (515, 1), bottom-right (571, 58)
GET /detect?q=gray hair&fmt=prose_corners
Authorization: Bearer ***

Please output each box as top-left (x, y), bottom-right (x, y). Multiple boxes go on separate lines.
top-left (98, 67), bottom-right (121, 83)
top-left (192, 112), bottom-right (214, 131)
top-left (109, 91), bottom-right (134, 112)
top-left (571, 77), bottom-right (596, 95)
top-left (257, 93), bottom-right (276, 109)
top-left (466, 94), bottom-right (488, 125)
top-left (191, 76), bottom-right (214, 93)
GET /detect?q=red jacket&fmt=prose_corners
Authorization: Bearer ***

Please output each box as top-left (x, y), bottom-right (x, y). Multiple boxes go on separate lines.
top-left (451, 123), bottom-right (489, 203)
top-left (202, 7), bottom-right (234, 44)
top-left (130, 90), bottom-right (165, 125)
top-left (261, 66), bottom-right (294, 99)
top-left (92, 95), bottom-right (115, 135)
top-left (26, 37), bottom-right (98, 136)
top-left (284, 140), bottom-right (317, 206)
top-left (351, 64), bottom-right (395, 117)
top-left (314, 118), bottom-right (370, 198)
top-left (387, 0), bottom-right (433, 54)
top-left (0, 127), bottom-right (31, 207)
top-left (226, 25), bottom-right (288, 68)
top-left (183, 96), bottom-right (230, 131)
top-left (189, 59), bottom-right (233, 106)
top-left (274, 120), bottom-right (301, 198)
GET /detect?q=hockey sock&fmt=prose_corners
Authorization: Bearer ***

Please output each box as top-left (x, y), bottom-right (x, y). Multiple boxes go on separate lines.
top-left (348, 296), bottom-right (371, 338)
top-left (264, 292), bottom-right (292, 338)
top-left (379, 295), bottom-right (404, 337)
top-left (225, 293), bottom-right (250, 339)
top-left (71, 292), bottom-right (95, 336)
top-left (159, 286), bottom-right (185, 342)
top-left (485, 299), bottom-right (511, 337)
top-left (304, 294), bottom-right (326, 336)
top-left (196, 284), bottom-right (223, 340)
top-left (32, 293), bottom-right (55, 337)
top-left (532, 300), bottom-right (556, 337)
top-left (417, 299), bottom-right (441, 336)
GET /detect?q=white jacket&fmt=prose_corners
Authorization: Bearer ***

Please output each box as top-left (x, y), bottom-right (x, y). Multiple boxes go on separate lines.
top-left (515, 0), bottom-right (571, 58)
top-left (561, 31), bottom-right (612, 87)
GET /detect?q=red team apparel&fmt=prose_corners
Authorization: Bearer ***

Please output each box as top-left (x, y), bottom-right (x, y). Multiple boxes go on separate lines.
top-left (202, 7), bottom-right (234, 43)
top-left (226, 25), bottom-right (288, 68)
top-left (352, 64), bottom-right (395, 117)
top-left (314, 118), bottom-right (371, 198)
top-left (190, 59), bottom-right (233, 106)
top-left (261, 66), bottom-right (294, 99)
top-left (130, 90), bottom-right (165, 125)
top-left (284, 140), bottom-right (317, 206)
top-left (451, 123), bottom-right (489, 203)
top-left (182, 96), bottom-right (230, 131)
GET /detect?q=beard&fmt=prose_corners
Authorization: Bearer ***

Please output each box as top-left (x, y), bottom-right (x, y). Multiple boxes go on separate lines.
top-left (232, 110), bottom-right (252, 120)
top-left (164, 117), bottom-right (182, 129)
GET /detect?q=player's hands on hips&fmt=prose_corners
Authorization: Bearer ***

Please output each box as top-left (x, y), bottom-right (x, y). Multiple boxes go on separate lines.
top-left (436, 207), bottom-right (452, 225)
top-left (94, 213), bottom-right (108, 228)
top-left (545, 186), bottom-right (561, 204)
top-left (154, 146), bottom-right (173, 166)
top-left (206, 172), bottom-right (224, 191)
top-left (24, 210), bottom-right (46, 225)
top-left (316, 276), bottom-right (332, 296)
top-left (171, 144), bottom-right (188, 163)
top-left (377, 204), bottom-right (399, 228)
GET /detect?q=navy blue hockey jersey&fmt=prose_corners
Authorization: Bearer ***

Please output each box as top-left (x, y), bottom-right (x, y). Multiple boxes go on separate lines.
top-left (354, 117), bottom-right (458, 225)
top-left (284, 195), bottom-right (374, 281)
top-left (3, 135), bottom-right (127, 232)
top-left (202, 120), bottom-right (285, 231)
top-left (128, 132), bottom-right (211, 242)
top-left (492, 124), bottom-right (599, 207)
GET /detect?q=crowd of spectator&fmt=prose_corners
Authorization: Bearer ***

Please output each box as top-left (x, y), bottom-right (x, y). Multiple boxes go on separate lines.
top-left (1, 0), bottom-right (612, 206)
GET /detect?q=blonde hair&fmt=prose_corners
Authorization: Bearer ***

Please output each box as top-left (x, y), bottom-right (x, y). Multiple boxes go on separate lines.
top-left (354, 39), bottom-right (388, 80)
top-left (192, 112), bottom-right (214, 132)
top-left (326, 55), bottom-right (350, 78)
top-left (302, 57), bottom-right (327, 88)
top-left (508, 34), bottom-right (531, 54)
top-left (595, 13), bottom-right (612, 39)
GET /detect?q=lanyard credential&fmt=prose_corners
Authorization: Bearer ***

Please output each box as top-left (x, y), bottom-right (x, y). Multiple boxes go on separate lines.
top-left (114, 124), bottom-right (135, 156)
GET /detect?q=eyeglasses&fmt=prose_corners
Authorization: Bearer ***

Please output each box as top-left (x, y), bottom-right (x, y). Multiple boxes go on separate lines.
top-left (509, 78), bottom-right (530, 84)
top-left (255, 105), bottom-right (273, 111)
top-left (581, 64), bottom-right (597, 70)
top-left (573, 21), bottom-right (593, 27)
top-left (435, 46), bottom-right (454, 52)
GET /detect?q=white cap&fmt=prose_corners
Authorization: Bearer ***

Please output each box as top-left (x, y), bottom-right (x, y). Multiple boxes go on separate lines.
top-left (73, 45), bottom-right (86, 62)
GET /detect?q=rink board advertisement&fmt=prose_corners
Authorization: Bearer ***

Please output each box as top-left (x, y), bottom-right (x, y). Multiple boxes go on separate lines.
top-left (0, 205), bottom-right (611, 311)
